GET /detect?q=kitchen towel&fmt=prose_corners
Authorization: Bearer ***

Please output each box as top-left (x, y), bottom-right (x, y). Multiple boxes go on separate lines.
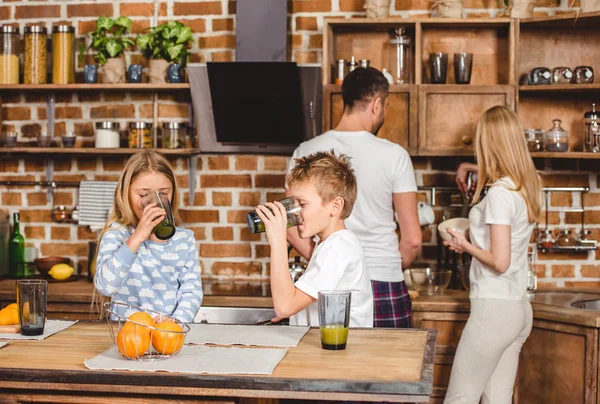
top-left (0, 340), bottom-right (10, 349)
top-left (78, 180), bottom-right (118, 231)
top-left (185, 324), bottom-right (310, 347)
top-left (0, 320), bottom-right (78, 340)
top-left (84, 345), bottom-right (287, 375)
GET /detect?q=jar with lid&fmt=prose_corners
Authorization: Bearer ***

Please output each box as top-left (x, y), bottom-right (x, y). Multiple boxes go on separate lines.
top-left (584, 103), bottom-right (600, 152)
top-left (0, 26), bottom-right (20, 84)
top-left (576, 229), bottom-right (596, 246)
top-left (556, 229), bottom-right (576, 247)
top-left (528, 67), bottom-right (551, 85)
top-left (573, 66), bottom-right (594, 84)
top-left (52, 25), bottom-right (75, 84)
top-left (524, 128), bottom-right (544, 152)
top-left (161, 122), bottom-right (188, 149)
top-left (95, 122), bottom-right (120, 148)
top-left (536, 229), bottom-right (555, 249)
top-left (24, 26), bottom-right (47, 84)
top-left (544, 119), bottom-right (569, 152)
top-left (335, 59), bottom-right (346, 85)
top-left (389, 27), bottom-right (412, 84)
top-left (129, 122), bottom-right (153, 148)
top-left (551, 67), bottom-right (573, 85)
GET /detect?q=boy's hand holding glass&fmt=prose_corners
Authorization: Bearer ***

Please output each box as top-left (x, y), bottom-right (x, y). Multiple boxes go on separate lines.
top-left (255, 201), bottom-right (288, 246)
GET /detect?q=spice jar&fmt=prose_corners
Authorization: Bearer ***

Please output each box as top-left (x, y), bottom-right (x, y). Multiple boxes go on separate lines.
top-left (129, 122), bottom-right (153, 148)
top-left (556, 229), bottom-right (576, 247)
top-left (524, 128), bottom-right (544, 152)
top-left (389, 27), bottom-right (412, 84)
top-left (52, 25), bottom-right (75, 84)
top-left (0, 26), bottom-right (20, 84)
top-left (161, 122), bottom-right (187, 149)
top-left (24, 26), bottom-right (47, 84)
top-left (573, 66), bottom-right (594, 84)
top-left (576, 229), bottom-right (596, 246)
top-left (584, 103), bottom-right (600, 153)
top-left (544, 119), bottom-right (569, 152)
top-left (95, 122), bottom-right (120, 148)
top-left (551, 67), bottom-right (572, 85)
top-left (536, 229), bottom-right (555, 249)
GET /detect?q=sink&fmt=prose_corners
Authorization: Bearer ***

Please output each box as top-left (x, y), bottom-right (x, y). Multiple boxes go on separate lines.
top-left (571, 300), bottom-right (600, 311)
top-left (193, 306), bottom-right (279, 324)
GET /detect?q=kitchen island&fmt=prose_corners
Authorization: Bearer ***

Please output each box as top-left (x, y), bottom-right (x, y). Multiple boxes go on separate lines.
top-left (0, 322), bottom-right (436, 403)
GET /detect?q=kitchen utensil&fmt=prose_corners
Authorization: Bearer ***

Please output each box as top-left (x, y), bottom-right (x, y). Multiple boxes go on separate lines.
top-left (389, 27), bottom-right (412, 84)
top-left (429, 52), bottom-right (448, 84)
top-left (573, 66), bottom-right (594, 84)
top-left (17, 279), bottom-right (48, 336)
top-left (584, 103), bottom-right (599, 152)
top-left (335, 59), bottom-right (347, 84)
top-left (348, 56), bottom-right (358, 72)
top-left (417, 201), bottom-right (435, 226)
top-left (246, 197), bottom-right (302, 234)
top-left (408, 268), bottom-right (452, 296)
top-left (437, 217), bottom-right (470, 242)
top-left (453, 52), bottom-right (473, 84)
top-left (141, 191), bottom-right (176, 240)
top-left (552, 67), bottom-right (573, 84)
top-left (545, 119), bottom-right (569, 152)
top-left (525, 128), bottom-right (544, 152)
top-left (529, 67), bottom-right (551, 85)
top-left (34, 256), bottom-right (70, 278)
top-left (37, 132), bottom-right (51, 147)
top-left (62, 132), bottom-right (76, 148)
top-left (359, 59), bottom-right (370, 69)
top-left (318, 290), bottom-right (351, 350)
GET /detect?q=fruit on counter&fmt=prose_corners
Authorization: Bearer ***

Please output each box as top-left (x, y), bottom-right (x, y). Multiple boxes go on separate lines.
top-left (152, 321), bottom-right (184, 355)
top-left (116, 327), bottom-right (151, 359)
top-left (0, 303), bottom-right (19, 325)
top-left (123, 312), bottom-right (155, 334)
top-left (21, 301), bottom-right (29, 322)
top-left (48, 263), bottom-right (74, 281)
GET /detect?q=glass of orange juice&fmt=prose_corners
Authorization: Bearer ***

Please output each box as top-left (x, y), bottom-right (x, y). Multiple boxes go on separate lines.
top-left (318, 290), bottom-right (351, 350)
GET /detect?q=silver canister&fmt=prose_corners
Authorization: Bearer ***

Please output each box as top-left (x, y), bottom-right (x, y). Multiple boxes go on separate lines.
top-left (360, 59), bottom-right (370, 69)
top-left (348, 56), bottom-right (358, 73)
top-left (335, 59), bottom-right (347, 84)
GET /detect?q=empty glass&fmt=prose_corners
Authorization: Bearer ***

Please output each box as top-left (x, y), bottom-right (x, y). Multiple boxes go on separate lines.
top-left (17, 279), bottom-right (48, 336)
top-left (37, 132), bottom-right (51, 147)
top-left (430, 52), bottom-right (448, 84)
top-left (318, 290), bottom-right (351, 350)
top-left (246, 196), bottom-right (302, 234)
top-left (3, 132), bottom-right (17, 147)
top-left (454, 53), bottom-right (473, 84)
top-left (141, 191), bottom-right (176, 240)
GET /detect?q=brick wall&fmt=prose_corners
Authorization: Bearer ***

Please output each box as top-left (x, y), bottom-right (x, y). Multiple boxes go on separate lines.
top-left (1, 0), bottom-right (596, 288)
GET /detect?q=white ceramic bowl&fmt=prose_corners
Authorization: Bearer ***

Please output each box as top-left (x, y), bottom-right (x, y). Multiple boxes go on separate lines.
top-left (438, 217), bottom-right (470, 242)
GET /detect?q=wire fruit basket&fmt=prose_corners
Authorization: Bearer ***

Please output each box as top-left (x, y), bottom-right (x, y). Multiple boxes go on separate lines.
top-left (104, 302), bottom-right (190, 361)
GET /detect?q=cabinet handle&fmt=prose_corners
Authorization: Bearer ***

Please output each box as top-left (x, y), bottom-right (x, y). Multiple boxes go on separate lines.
top-left (461, 135), bottom-right (473, 145)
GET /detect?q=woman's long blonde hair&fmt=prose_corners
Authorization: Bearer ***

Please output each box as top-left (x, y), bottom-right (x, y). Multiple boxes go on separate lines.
top-left (472, 106), bottom-right (542, 223)
top-left (93, 150), bottom-right (180, 317)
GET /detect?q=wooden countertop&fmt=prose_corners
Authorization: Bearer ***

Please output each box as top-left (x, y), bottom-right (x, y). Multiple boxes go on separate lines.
top-left (413, 289), bottom-right (600, 328)
top-left (0, 322), bottom-right (437, 402)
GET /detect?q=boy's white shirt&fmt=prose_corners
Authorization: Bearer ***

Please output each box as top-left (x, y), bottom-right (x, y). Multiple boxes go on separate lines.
top-left (290, 229), bottom-right (374, 327)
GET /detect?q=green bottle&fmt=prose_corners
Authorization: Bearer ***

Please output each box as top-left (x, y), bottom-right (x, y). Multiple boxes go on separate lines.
top-left (8, 212), bottom-right (25, 279)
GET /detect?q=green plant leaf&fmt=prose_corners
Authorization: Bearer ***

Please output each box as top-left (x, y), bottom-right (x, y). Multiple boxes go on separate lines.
top-left (168, 44), bottom-right (184, 62)
top-left (176, 26), bottom-right (192, 44)
top-left (106, 39), bottom-right (124, 58)
top-left (97, 16), bottom-right (114, 32)
top-left (136, 34), bottom-right (150, 50)
top-left (114, 16), bottom-right (131, 33)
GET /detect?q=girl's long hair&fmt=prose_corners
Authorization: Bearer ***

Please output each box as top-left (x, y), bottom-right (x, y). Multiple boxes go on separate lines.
top-left (92, 150), bottom-right (180, 318)
top-left (472, 106), bottom-right (542, 223)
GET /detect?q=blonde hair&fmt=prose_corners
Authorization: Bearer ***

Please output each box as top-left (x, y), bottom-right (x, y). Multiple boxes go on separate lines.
top-left (287, 150), bottom-right (357, 219)
top-left (472, 106), bottom-right (542, 223)
top-left (93, 150), bottom-right (180, 318)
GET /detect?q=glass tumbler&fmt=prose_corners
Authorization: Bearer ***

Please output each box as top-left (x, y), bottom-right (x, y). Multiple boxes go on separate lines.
top-left (246, 197), bottom-right (302, 234)
top-left (454, 52), bottom-right (473, 84)
top-left (429, 52), bottom-right (448, 84)
top-left (318, 290), bottom-right (352, 350)
top-left (17, 279), bottom-right (48, 336)
top-left (141, 191), bottom-right (176, 240)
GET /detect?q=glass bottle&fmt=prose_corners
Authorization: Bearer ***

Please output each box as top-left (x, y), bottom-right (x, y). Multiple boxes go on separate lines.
top-left (389, 27), bottom-right (412, 84)
top-left (8, 212), bottom-right (25, 279)
top-left (544, 119), bottom-right (569, 152)
top-left (24, 26), bottom-right (48, 84)
top-left (0, 26), bottom-right (20, 84)
top-left (536, 229), bottom-right (555, 249)
top-left (584, 103), bottom-right (599, 153)
top-left (556, 229), bottom-right (576, 247)
top-left (52, 25), bottom-right (75, 84)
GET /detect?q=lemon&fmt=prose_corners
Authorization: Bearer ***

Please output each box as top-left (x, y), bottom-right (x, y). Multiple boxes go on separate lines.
top-left (48, 263), bottom-right (74, 281)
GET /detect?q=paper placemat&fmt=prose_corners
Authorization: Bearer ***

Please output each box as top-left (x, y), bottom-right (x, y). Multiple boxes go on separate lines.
top-left (186, 324), bottom-right (310, 347)
top-left (0, 320), bottom-right (78, 340)
top-left (0, 340), bottom-right (10, 349)
top-left (84, 345), bottom-right (287, 375)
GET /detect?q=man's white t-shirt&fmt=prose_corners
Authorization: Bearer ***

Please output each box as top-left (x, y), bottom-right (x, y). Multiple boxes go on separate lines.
top-left (468, 177), bottom-right (535, 300)
top-left (290, 130), bottom-right (417, 282)
top-left (290, 229), bottom-right (373, 327)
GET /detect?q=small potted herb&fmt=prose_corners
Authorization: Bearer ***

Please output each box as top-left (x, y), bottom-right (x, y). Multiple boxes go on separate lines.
top-left (88, 16), bottom-right (135, 83)
top-left (136, 21), bottom-right (193, 83)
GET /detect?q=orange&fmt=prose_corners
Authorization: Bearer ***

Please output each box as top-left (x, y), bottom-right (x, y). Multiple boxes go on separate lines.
top-left (123, 312), bottom-right (155, 335)
top-left (0, 306), bottom-right (18, 325)
top-left (152, 321), bottom-right (184, 355)
top-left (116, 327), bottom-right (150, 359)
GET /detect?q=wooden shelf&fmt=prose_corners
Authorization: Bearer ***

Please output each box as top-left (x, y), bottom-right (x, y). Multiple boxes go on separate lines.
top-left (519, 84), bottom-right (600, 93)
top-left (323, 83), bottom-right (415, 92)
top-left (537, 244), bottom-right (597, 252)
top-left (530, 152), bottom-right (600, 159)
top-left (0, 147), bottom-right (200, 156)
top-left (0, 83), bottom-right (190, 91)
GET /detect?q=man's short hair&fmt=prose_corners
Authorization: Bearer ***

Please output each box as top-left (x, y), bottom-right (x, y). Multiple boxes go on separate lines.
top-left (342, 67), bottom-right (389, 110)
top-left (287, 150), bottom-right (357, 219)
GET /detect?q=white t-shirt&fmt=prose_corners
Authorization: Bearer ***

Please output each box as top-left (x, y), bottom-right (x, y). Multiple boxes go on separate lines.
top-left (290, 229), bottom-right (373, 327)
top-left (290, 130), bottom-right (417, 282)
top-left (468, 177), bottom-right (535, 300)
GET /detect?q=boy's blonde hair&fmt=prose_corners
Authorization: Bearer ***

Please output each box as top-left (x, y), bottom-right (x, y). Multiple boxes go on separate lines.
top-left (473, 106), bottom-right (542, 223)
top-left (287, 150), bottom-right (357, 219)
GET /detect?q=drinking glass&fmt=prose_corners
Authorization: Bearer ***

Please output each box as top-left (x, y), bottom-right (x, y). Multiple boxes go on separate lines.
top-left (429, 52), bottom-right (448, 84)
top-left (454, 52), bottom-right (473, 84)
top-left (246, 197), bottom-right (302, 234)
top-left (141, 191), bottom-right (176, 240)
top-left (318, 290), bottom-right (351, 350)
top-left (17, 279), bottom-right (48, 336)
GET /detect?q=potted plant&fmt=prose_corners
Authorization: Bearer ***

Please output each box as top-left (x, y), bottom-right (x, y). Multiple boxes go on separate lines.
top-left (88, 16), bottom-right (135, 83)
top-left (136, 21), bottom-right (193, 83)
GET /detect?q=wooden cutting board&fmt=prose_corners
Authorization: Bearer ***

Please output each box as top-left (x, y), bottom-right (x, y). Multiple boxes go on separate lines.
top-left (0, 324), bottom-right (21, 334)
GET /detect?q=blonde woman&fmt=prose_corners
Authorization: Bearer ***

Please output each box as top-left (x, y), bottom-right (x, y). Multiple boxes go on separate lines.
top-left (94, 150), bottom-right (203, 323)
top-left (443, 106), bottom-right (542, 403)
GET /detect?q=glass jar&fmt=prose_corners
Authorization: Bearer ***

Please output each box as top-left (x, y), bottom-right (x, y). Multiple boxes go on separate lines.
top-left (52, 25), bottom-right (75, 84)
top-left (551, 67), bottom-right (573, 85)
top-left (529, 67), bottom-right (551, 85)
top-left (524, 128), bottom-right (544, 152)
top-left (129, 122), bottom-right (153, 148)
top-left (161, 122), bottom-right (187, 149)
top-left (24, 26), bottom-right (47, 84)
top-left (389, 27), bottom-right (412, 84)
top-left (576, 229), bottom-right (596, 246)
top-left (584, 103), bottom-right (600, 153)
top-left (536, 229), bottom-right (555, 249)
top-left (545, 119), bottom-right (569, 152)
top-left (573, 66), bottom-right (594, 84)
top-left (555, 229), bottom-right (576, 247)
top-left (0, 26), bottom-right (20, 84)
top-left (95, 122), bottom-right (120, 148)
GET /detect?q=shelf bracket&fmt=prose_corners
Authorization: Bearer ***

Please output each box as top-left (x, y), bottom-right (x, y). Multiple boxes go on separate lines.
top-left (46, 93), bottom-right (55, 138)
top-left (45, 158), bottom-right (55, 206)
top-left (188, 155), bottom-right (197, 205)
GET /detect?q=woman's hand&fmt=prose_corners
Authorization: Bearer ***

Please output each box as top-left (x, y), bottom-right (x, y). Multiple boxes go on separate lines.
top-left (256, 201), bottom-right (288, 248)
top-left (134, 202), bottom-right (166, 241)
top-left (443, 228), bottom-right (470, 254)
top-left (456, 162), bottom-right (478, 195)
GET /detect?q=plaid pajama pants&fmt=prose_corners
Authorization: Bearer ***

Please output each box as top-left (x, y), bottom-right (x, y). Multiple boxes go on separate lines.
top-left (371, 280), bottom-right (412, 328)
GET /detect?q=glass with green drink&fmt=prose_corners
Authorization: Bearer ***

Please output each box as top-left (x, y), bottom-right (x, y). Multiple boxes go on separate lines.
top-left (141, 191), bottom-right (176, 240)
top-left (246, 196), bottom-right (302, 234)
top-left (318, 290), bottom-right (352, 350)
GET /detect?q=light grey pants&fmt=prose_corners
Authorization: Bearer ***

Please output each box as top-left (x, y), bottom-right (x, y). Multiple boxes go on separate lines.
top-left (443, 298), bottom-right (533, 404)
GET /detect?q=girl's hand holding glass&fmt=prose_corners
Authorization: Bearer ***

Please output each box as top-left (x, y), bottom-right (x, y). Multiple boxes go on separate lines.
top-left (444, 228), bottom-right (469, 254)
top-left (135, 202), bottom-right (166, 241)
top-left (256, 201), bottom-right (288, 246)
